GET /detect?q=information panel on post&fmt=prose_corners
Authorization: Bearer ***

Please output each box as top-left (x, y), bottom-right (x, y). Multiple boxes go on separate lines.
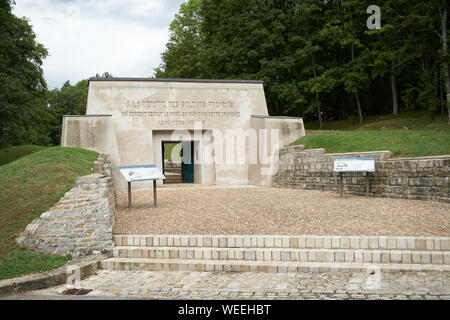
top-left (118, 165), bottom-right (166, 209)
top-left (119, 165), bottom-right (166, 182)
top-left (333, 158), bottom-right (375, 173)
top-left (333, 158), bottom-right (375, 198)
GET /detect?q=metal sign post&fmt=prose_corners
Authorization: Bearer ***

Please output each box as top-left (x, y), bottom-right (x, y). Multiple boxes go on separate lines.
top-left (334, 158), bottom-right (375, 198)
top-left (128, 181), bottom-right (132, 209)
top-left (118, 165), bottom-right (166, 209)
top-left (153, 180), bottom-right (158, 208)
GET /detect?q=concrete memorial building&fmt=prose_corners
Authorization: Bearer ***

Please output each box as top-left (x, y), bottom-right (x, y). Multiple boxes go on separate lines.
top-left (61, 78), bottom-right (305, 191)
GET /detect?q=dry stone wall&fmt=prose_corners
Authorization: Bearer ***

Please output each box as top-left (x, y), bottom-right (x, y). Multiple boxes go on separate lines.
top-left (17, 153), bottom-right (115, 256)
top-left (273, 145), bottom-right (449, 203)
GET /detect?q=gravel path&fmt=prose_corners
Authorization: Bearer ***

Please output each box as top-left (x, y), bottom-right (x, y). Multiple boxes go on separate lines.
top-left (114, 186), bottom-right (450, 236)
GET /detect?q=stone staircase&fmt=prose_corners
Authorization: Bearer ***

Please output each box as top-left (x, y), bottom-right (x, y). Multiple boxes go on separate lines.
top-left (101, 235), bottom-right (450, 273)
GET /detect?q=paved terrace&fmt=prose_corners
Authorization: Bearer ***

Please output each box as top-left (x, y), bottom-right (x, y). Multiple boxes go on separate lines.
top-left (9, 270), bottom-right (449, 300)
top-left (114, 186), bottom-right (450, 237)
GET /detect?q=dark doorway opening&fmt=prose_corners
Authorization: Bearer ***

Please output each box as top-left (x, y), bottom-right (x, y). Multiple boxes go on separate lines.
top-left (162, 141), bottom-right (194, 184)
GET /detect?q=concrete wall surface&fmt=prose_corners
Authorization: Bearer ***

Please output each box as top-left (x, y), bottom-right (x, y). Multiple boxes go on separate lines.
top-left (61, 79), bottom-right (305, 190)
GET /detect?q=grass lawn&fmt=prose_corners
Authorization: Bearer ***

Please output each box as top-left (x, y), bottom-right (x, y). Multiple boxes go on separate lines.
top-left (296, 112), bottom-right (450, 158)
top-left (293, 130), bottom-right (450, 158)
top-left (0, 146), bottom-right (98, 280)
top-left (0, 145), bottom-right (46, 166)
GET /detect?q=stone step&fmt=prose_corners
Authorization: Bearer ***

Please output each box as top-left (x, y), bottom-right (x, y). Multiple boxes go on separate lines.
top-left (101, 258), bottom-right (449, 273)
top-left (164, 175), bottom-right (182, 183)
top-left (113, 235), bottom-right (450, 252)
top-left (112, 246), bottom-right (449, 265)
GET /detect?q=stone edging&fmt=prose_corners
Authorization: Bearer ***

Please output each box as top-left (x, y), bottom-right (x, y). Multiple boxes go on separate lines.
top-left (112, 234), bottom-right (450, 251)
top-left (0, 255), bottom-right (106, 296)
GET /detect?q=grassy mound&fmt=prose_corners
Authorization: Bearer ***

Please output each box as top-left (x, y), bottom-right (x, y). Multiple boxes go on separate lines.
top-left (0, 147), bottom-right (98, 280)
top-left (297, 112), bottom-right (450, 157)
top-left (293, 130), bottom-right (450, 158)
top-left (304, 111), bottom-right (449, 131)
top-left (0, 145), bottom-right (46, 166)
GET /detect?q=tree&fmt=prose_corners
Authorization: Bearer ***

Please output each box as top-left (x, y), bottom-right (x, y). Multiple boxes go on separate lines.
top-left (368, 0), bottom-right (412, 116)
top-left (437, 0), bottom-right (450, 123)
top-left (295, 0), bottom-right (326, 128)
top-left (0, 0), bottom-right (50, 146)
top-left (201, 0), bottom-right (301, 116)
top-left (47, 79), bottom-right (89, 145)
top-left (157, 0), bottom-right (448, 123)
top-left (154, 0), bottom-right (204, 78)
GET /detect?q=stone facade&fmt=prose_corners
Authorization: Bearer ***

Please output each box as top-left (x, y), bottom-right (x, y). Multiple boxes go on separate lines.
top-left (17, 154), bottom-right (115, 256)
top-left (273, 145), bottom-right (449, 203)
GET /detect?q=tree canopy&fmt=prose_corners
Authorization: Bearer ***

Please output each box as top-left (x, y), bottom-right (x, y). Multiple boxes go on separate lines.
top-left (155, 0), bottom-right (450, 125)
top-left (0, 0), bottom-right (49, 146)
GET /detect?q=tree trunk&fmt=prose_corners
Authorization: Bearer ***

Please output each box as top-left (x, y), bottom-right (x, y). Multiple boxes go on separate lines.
top-left (440, 1), bottom-right (450, 124)
top-left (316, 93), bottom-right (323, 129)
top-left (350, 29), bottom-right (363, 124)
top-left (311, 54), bottom-right (323, 129)
top-left (440, 68), bottom-right (445, 116)
top-left (390, 61), bottom-right (399, 116)
top-left (355, 91), bottom-right (363, 125)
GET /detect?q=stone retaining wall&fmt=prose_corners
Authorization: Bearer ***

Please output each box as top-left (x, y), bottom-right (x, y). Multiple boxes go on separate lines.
top-left (273, 145), bottom-right (449, 203)
top-left (17, 153), bottom-right (115, 256)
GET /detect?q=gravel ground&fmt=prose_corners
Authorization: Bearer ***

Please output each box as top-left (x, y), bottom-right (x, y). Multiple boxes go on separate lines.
top-left (114, 186), bottom-right (450, 236)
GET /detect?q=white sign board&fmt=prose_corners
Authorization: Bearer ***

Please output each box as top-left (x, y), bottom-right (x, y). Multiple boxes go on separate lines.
top-left (333, 158), bottom-right (375, 173)
top-left (118, 165), bottom-right (166, 182)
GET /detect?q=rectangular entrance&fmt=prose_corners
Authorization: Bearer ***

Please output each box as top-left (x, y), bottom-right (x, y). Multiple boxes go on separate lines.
top-left (161, 141), bottom-right (194, 184)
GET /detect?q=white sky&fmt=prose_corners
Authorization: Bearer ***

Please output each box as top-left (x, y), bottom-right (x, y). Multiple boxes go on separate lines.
top-left (13, 0), bottom-right (185, 89)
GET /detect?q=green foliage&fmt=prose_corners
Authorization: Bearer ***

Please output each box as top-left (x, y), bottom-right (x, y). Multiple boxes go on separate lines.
top-left (155, 0), bottom-right (204, 78)
top-left (47, 79), bottom-right (89, 145)
top-left (0, 145), bottom-right (45, 166)
top-left (0, 0), bottom-right (50, 147)
top-left (156, 0), bottom-right (450, 125)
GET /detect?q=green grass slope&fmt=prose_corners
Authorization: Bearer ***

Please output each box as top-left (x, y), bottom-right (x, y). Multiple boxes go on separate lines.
top-left (0, 147), bottom-right (98, 280)
top-left (293, 130), bottom-right (450, 158)
top-left (296, 112), bottom-right (450, 158)
top-left (0, 145), bottom-right (46, 166)
top-left (305, 111), bottom-right (449, 131)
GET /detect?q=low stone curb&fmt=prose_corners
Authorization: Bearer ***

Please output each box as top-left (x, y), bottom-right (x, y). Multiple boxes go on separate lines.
top-left (0, 255), bottom-right (106, 296)
top-left (113, 235), bottom-right (450, 251)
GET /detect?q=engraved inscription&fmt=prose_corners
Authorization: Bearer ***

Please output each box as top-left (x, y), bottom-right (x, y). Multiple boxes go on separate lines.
top-left (121, 99), bottom-right (240, 125)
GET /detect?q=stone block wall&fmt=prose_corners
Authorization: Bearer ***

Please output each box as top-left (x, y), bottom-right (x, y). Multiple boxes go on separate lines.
top-left (273, 145), bottom-right (450, 203)
top-left (17, 153), bottom-right (115, 256)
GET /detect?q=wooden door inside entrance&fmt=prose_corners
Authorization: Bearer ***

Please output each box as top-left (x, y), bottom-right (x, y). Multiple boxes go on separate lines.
top-left (162, 141), bottom-right (194, 184)
top-left (181, 141), bottom-right (194, 183)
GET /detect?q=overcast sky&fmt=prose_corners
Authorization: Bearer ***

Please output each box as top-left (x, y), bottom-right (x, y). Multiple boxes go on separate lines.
top-left (12, 0), bottom-right (185, 89)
